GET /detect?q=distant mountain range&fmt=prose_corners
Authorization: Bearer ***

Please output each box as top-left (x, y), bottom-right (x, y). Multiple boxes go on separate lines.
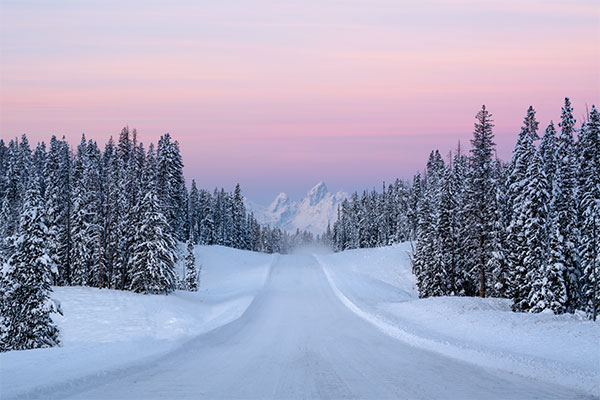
top-left (245, 182), bottom-right (348, 235)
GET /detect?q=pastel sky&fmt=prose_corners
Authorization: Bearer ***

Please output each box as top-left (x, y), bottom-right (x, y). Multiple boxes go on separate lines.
top-left (1, 0), bottom-right (599, 203)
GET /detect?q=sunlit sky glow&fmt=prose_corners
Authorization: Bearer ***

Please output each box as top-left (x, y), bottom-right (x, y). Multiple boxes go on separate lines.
top-left (1, 0), bottom-right (599, 203)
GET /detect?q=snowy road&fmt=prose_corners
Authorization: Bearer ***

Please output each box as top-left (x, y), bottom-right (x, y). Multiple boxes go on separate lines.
top-left (43, 254), bottom-right (591, 399)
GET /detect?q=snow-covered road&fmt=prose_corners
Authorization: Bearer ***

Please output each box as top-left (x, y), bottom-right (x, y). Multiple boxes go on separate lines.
top-left (41, 254), bottom-right (590, 399)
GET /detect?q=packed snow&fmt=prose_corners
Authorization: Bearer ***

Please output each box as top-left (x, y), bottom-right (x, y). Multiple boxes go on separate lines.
top-left (1, 244), bottom-right (598, 399)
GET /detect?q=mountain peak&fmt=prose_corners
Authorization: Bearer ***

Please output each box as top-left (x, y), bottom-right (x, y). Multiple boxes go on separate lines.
top-left (307, 181), bottom-right (328, 205)
top-left (268, 192), bottom-right (290, 213)
top-left (246, 182), bottom-right (348, 235)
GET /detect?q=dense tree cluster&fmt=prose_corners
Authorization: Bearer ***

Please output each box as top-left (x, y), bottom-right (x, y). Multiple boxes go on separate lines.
top-left (332, 99), bottom-right (600, 320)
top-left (186, 181), bottom-right (313, 254)
top-left (0, 127), bottom-right (312, 351)
top-left (328, 180), bottom-right (414, 251)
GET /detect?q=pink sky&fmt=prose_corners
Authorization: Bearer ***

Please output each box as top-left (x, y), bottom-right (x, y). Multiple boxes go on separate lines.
top-left (1, 0), bottom-right (599, 203)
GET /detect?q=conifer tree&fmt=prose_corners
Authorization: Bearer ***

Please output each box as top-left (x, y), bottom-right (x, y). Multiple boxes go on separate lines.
top-left (579, 105), bottom-right (600, 319)
top-left (44, 136), bottom-right (72, 285)
top-left (129, 146), bottom-right (177, 295)
top-left (185, 233), bottom-right (198, 292)
top-left (549, 97), bottom-right (581, 312)
top-left (0, 178), bottom-right (61, 351)
top-left (524, 151), bottom-right (564, 313)
top-left (465, 105), bottom-right (496, 298)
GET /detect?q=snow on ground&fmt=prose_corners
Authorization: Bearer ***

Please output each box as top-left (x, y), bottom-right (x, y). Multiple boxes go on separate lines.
top-left (0, 246), bottom-right (276, 400)
top-left (2, 242), bottom-right (598, 399)
top-left (316, 243), bottom-right (600, 396)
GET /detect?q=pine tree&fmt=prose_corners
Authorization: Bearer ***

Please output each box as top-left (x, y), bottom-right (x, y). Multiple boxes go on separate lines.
top-left (44, 136), bottom-right (72, 285)
top-left (549, 97), bottom-right (581, 312)
top-left (524, 150), bottom-right (565, 313)
top-left (507, 111), bottom-right (537, 309)
top-left (466, 105), bottom-right (497, 298)
top-left (579, 105), bottom-right (600, 319)
top-left (488, 159), bottom-right (510, 298)
top-left (129, 147), bottom-right (177, 295)
top-left (156, 133), bottom-right (187, 240)
top-left (185, 234), bottom-right (198, 292)
top-left (70, 136), bottom-right (90, 285)
top-left (0, 178), bottom-right (61, 351)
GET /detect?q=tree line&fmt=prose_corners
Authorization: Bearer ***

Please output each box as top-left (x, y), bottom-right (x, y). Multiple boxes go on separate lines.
top-left (0, 127), bottom-right (313, 351)
top-left (331, 99), bottom-right (599, 320)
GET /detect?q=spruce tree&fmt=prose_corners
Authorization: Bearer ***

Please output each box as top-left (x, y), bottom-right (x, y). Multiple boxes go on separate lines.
top-left (185, 234), bottom-right (198, 292)
top-left (129, 147), bottom-right (177, 295)
top-left (466, 105), bottom-right (497, 298)
top-left (579, 105), bottom-right (600, 319)
top-left (524, 151), bottom-right (565, 313)
top-left (45, 136), bottom-right (72, 285)
top-left (0, 178), bottom-right (61, 351)
top-left (549, 97), bottom-right (581, 312)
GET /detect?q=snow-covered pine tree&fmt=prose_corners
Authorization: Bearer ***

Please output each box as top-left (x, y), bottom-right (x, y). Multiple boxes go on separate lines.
top-left (438, 164), bottom-right (457, 295)
top-left (32, 142), bottom-right (47, 197)
top-left (0, 139), bottom-right (7, 198)
top-left (2, 136), bottom-right (33, 243)
top-left (506, 110), bottom-right (537, 309)
top-left (102, 137), bottom-right (121, 289)
top-left (129, 146), bottom-right (177, 295)
top-left (407, 173), bottom-right (422, 242)
top-left (185, 233), bottom-right (198, 292)
top-left (414, 151), bottom-right (445, 297)
top-left (188, 180), bottom-right (201, 243)
top-left (70, 135), bottom-right (90, 286)
top-left (44, 136), bottom-right (72, 285)
top-left (451, 143), bottom-right (475, 296)
top-left (199, 189), bottom-right (215, 245)
top-left (578, 105), bottom-right (600, 319)
top-left (465, 105), bottom-right (497, 298)
top-left (524, 150), bottom-right (565, 313)
top-left (488, 158), bottom-right (510, 298)
top-left (84, 140), bottom-right (104, 288)
top-left (232, 183), bottom-right (249, 250)
top-left (0, 178), bottom-right (60, 351)
top-left (539, 122), bottom-right (557, 197)
top-left (156, 133), bottom-right (187, 241)
top-left (549, 97), bottom-right (581, 312)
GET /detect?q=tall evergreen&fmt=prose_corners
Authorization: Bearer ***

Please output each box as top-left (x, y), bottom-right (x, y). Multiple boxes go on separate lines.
top-left (578, 106), bottom-right (600, 319)
top-left (129, 146), bottom-right (177, 295)
top-left (507, 110), bottom-right (538, 308)
top-left (44, 136), bottom-right (72, 285)
top-left (0, 178), bottom-right (61, 351)
top-left (185, 233), bottom-right (198, 292)
top-left (465, 105), bottom-right (496, 298)
top-left (549, 97), bottom-right (581, 312)
top-left (157, 133), bottom-right (187, 241)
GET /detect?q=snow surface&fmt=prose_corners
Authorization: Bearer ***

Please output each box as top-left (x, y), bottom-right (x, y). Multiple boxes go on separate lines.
top-left (1, 243), bottom-right (598, 399)
top-left (316, 243), bottom-right (600, 397)
top-left (247, 181), bottom-right (347, 234)
top-left (0, 246), bottom-right (276, 400)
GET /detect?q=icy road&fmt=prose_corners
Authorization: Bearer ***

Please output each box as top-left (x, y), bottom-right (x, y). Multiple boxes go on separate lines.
top-left (29, 253), bottom-right (589, 400)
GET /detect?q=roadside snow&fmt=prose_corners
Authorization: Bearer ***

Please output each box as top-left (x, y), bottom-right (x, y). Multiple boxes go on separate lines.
top-left (0, 246), bottom-right (276, 400)
top-left (316, 243), bottom-right (600, 397)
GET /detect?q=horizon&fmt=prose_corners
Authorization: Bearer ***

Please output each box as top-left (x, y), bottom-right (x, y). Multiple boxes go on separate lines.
top-left (1, 0), bottom-right (599, 203)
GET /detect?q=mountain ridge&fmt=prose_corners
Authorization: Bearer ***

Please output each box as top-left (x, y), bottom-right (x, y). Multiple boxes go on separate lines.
top-left (245, 182), bottom-right (348, 235)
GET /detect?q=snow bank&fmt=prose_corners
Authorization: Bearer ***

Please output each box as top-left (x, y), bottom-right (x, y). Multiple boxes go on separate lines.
top-left (0, 245), bottom-right (276, 400)
top-left (316, 244), bottom-right (600, 396)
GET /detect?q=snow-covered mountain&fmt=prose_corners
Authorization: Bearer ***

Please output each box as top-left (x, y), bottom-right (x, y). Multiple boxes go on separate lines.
top-left (246, 182), bottom-right (348, 235)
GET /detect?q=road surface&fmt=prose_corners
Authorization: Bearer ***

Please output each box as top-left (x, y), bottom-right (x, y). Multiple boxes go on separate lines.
top-left (45, 254), bottom-right (590, 399)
